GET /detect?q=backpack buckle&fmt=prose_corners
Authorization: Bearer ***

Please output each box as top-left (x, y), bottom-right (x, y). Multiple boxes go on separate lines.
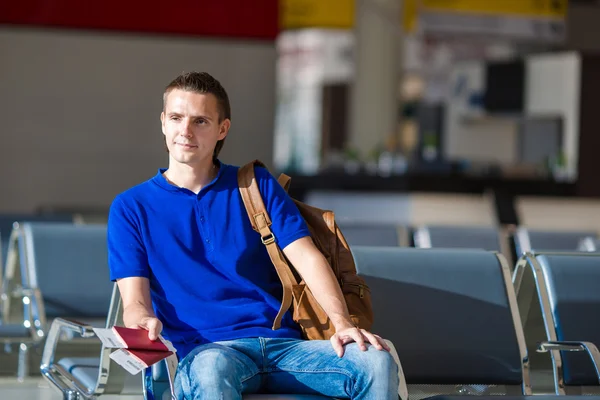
top-left (261, 233), bottom-right (276, 245)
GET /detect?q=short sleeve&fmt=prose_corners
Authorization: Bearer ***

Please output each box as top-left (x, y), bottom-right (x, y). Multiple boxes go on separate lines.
top-left (107, 196), bottom-right (150, 281)
top-left (255, 167), bottom-right (310, 250)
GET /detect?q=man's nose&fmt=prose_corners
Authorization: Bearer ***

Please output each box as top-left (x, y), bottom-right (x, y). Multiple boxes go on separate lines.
top-left (181, 121), bottom-right (193, 137)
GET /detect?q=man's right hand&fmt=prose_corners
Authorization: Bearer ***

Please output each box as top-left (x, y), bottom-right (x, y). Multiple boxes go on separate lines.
top-left (128, 316), bottom-right (163, 341)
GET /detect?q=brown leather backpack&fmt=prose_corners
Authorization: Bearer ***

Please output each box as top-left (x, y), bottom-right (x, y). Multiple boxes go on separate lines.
top-left (238, 160), bottom-right (373, 340)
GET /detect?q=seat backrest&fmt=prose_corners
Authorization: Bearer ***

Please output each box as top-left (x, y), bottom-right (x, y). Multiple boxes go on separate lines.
top-left (352, 247), bottom-right (529, 395)
top-left (304, 191), bottom-right (412, 225)
top-left (413, 225), bottom-right (502, 251)
top-left (0, 213), bottom-right (73, 271)
top-left (19, 222), bottom-right (113, 320)
top-left (532, 254), bottom-right (600, 388)
top-left (303, 191), bottom-right (495, 228)
top-left (336, 222), bottom-right (405, 247)
top-left (514, 228), bottom-right (596, 256)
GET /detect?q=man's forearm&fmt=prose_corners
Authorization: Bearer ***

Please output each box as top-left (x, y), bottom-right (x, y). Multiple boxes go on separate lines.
top-left (296, 253), bottom-right (355, 331)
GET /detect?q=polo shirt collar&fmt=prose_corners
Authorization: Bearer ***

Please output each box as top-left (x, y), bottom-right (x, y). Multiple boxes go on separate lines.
top-left (153, 160), bottom-right (227, 193)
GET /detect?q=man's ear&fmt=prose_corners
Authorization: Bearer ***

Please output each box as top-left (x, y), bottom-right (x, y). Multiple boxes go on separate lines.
top-left (219, 119), bottom-right (231, 140)
top-left (160, 112), bottom-right (166, 135)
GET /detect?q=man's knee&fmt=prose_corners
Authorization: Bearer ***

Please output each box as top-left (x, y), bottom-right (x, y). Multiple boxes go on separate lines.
top-left (183, 346), bottom-right (247, 382)
top-left (176, 344), bottom-right (256, 398)
top-left (361, 347), bottom-right (398, 379)
top-left (342, 344), bottom-right (399, 394)
top-left (344, 346), bottom-right (400, 399)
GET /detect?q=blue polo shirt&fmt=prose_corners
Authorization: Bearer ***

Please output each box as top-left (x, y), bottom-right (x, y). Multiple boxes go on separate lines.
top-left (107, 161), bottom-right (309, 358)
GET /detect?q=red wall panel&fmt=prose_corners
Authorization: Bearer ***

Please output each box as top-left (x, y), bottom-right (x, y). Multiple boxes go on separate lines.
top-left (0, 0), bottom-right (279, 40)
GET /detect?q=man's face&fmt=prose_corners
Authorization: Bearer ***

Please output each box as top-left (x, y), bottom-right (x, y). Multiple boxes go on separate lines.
top-left (161, 89), bottom-right (229, 165)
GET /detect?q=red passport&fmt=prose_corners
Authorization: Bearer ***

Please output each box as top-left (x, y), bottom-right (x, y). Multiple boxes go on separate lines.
top-left (93, 326), bottom-right (177, 375)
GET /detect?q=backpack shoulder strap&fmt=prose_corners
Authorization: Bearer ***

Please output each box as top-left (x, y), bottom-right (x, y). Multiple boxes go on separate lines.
top-left (238, 160), bottom-right (297, 330)
top-left (277, 173), bottom-right (291, 193)
top-left (238, 160), bottom-right (271, 232)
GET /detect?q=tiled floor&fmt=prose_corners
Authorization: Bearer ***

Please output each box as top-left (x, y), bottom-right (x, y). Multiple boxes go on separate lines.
top-left (0, 377), bottom-right (142, 399)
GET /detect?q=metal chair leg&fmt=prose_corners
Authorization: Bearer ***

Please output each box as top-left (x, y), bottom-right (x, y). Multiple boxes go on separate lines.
top-left (64, 389), bottom-right (80, 400)
top-left (17, 342), bottom-right (29, 381)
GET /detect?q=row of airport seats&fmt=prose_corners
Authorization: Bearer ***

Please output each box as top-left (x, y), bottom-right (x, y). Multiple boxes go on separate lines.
top-left (309, 191), bottom-right (600, 263)
top-left (304, 191), bottom-right (600, 232)
top-left (0, 221), bottom-right (598, 400)
top-left (0, 210), bottom-right (109, 273)
top-left (0, 221), bottom-right (112, 382)
top-left (340, 222), bottom-right (598, 259)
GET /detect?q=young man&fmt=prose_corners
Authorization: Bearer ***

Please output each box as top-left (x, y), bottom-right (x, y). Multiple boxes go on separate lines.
top-left (108, 72), bottom-right (398, 399)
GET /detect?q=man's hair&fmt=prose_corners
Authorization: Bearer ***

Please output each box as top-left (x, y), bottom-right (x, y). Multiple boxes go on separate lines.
top-left (163, 72), bottom-right (231, 161)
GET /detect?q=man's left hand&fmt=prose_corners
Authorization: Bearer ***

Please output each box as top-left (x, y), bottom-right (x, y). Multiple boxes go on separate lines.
top-left (330, 326), bottom-right (391, 357)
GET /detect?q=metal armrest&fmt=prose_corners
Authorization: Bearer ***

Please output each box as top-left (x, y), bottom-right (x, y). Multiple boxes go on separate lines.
top-left (40, 317), bottom-right (95, 370)
top-left (39, 318), bottom-right (97, 397)
top-left (537, 340), bottom-right (600, 384)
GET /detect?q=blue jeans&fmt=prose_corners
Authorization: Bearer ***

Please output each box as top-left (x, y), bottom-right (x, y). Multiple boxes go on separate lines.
top-left (174, 337), bottom-right (399, 400)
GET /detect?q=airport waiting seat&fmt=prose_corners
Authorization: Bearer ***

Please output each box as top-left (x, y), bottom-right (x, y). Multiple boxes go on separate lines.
top-left (41, 283), bottom-right (145, 399)
top-left (513, 252), bottom-right (600, 395)
top-left (512, 227), bottom-right (596, 258)
top-left (303, 191), bottom-right (496, 229)
top-left (337, 222), bottom-right (406, 247)
top-left (304, 191), bottom-right (412, 226)
top-left (352, 247), bottom-right (532, 398)
top-left (0, 222), bottom-right (112, 380)
top-left (412, 225), bottom-right (502, 252)
top-left (0, 213), bottom-right (73, 272)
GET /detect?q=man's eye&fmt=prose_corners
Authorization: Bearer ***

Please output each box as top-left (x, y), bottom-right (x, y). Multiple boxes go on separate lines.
top-left (195, 119), bottom-right (206, 125)
top-left (170, 116), bottom-right (180, 121)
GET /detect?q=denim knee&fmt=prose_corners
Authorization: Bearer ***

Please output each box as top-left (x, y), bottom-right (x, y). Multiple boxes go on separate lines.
top-left (363, 348), bottom-right (398, 379)
top-left (175, 345), bottom-right (257, 400)
top-left (347, 345), bottom-right (399, 398)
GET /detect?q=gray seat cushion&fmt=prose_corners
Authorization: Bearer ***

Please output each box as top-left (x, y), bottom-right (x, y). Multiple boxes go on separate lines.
top-left (58, 357), bottom-right (99, 392)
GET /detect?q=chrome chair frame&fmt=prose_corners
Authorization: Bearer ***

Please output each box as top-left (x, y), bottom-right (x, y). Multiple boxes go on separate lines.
top-left (0, 223), bottom-right (47, 380)
top-left (496, 251), bottom-right (533, 396)
top-left (513, 251), bottom-right (600, 395)
top-left (41, 283), bottom-right (142, 399)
